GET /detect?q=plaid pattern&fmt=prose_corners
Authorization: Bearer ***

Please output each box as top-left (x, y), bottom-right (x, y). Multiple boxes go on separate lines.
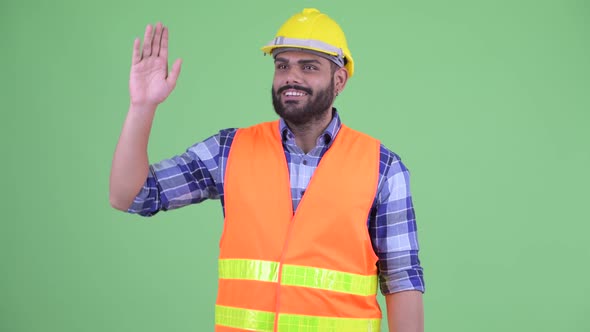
top-left (129, 110), bottom-right (424, 295)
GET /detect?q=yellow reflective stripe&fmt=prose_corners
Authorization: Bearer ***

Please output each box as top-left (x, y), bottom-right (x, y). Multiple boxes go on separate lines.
top-left (281, 264), bottom-right (378, 296)
top-left (216, 305), bottom-right (381, 332)
top-left (218, 259), bottom-right (279, 282)
top-left (215, 305), bottom-right (274, 332)
top-left (219, 259), bottom-right (377, 296)
top-left (279, 313), bottom-right (381, 332)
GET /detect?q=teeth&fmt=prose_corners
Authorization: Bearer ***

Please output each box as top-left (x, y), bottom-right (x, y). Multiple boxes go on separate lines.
top-left (285, 91), bottom-right (306, 96)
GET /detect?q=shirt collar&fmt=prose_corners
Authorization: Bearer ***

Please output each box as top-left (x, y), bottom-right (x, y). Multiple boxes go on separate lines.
top-left (279, 108), bottom-right (342, 147)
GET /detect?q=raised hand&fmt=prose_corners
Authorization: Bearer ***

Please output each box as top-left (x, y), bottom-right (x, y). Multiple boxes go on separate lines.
top-left (129, 22), bottom-right (182, 107)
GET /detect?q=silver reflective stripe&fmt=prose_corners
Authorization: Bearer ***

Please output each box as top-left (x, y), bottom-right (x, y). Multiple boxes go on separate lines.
top-left (266, 36), bottom-right (344, 58)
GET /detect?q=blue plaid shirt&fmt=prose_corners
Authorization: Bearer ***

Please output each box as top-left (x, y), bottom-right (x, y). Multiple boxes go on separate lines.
top-left (129, 110), bottom-right (424, 295)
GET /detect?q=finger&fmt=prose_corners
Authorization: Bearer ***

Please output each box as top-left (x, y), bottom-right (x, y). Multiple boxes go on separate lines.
top-left (159, 26), bottom-right (169, 59)
top-left (167, 58), bottom-right (182, 87)
top-left (142, 24), bottom-right (153, 58)
top-left (131, 38), bottom-right (141, 65)
top-left (152, 22), bottom-right (163, 57)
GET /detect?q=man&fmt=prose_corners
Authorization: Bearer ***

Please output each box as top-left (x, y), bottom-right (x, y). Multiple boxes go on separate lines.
top-left (110, 8), bottom-right (424, 332)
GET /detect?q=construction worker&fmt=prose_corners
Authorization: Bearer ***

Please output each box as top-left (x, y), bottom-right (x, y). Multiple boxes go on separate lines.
top-left (110, 8), bottom-right (424, 332)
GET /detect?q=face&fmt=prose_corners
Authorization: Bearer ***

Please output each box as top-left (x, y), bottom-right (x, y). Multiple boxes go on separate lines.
top-left (271, 51), bottom-right (342, 126)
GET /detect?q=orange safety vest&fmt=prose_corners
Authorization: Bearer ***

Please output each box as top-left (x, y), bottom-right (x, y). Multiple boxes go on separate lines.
top-left (216, 120), bottom-right (382, 331)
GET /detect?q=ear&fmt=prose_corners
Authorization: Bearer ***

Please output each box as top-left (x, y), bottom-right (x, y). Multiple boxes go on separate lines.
top-left (333, 67), bottom-right (349, 96)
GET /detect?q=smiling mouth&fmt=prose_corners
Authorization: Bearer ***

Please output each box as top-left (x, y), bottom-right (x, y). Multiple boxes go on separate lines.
top-left (278, 84), bottom-right (312, 96)
top-left (283, 90), bottom-right (308, 97)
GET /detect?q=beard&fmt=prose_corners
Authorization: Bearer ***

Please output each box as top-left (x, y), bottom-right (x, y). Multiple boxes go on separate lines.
top-left (272, 78), bottom-right (335, 126)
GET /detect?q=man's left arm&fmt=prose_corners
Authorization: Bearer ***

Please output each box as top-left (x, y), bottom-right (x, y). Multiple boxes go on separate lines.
top-left (386, 291), bottom-right (424, 332)
top-left (370, 146), bottom-right (425, 331)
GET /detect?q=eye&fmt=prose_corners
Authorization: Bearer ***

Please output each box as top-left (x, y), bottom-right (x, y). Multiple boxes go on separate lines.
top-left (302, 65), bottom-right (317, 71)
top-left (275, 63), bottom-right (288, 70)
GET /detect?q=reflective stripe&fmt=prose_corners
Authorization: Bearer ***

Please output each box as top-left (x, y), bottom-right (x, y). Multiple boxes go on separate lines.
top-left (219, 259), bottom-right (377, 296)
top-left (281, 264), bottom-right (377, 296)
top-left (279, 313), bottom-right (381, 332)
top-left (215, 305), bottom-right (381, 332)
top-left (215, 305), bottom-right (274, 332)
top-left (218, 259), bottom-right (279, 282)
top-left (266, 36), bottom-right (344, 58)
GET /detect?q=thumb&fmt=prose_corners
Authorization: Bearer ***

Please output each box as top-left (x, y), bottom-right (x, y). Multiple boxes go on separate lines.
top-left (167, 58), bottom-right (182, 87)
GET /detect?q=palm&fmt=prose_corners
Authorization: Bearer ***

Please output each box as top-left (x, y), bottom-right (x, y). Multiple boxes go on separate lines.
top-left (129, 23), bottom-right (182, 107)
top-left (130, 57), bottom-right (171, 105)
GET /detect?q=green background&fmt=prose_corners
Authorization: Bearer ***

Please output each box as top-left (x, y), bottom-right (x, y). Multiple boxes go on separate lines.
top-left (2, 0), bottom-right (589, 331)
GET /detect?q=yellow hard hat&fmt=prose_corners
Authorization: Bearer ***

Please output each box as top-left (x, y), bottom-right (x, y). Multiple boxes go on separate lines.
top-left (261, 8), bottom-right (355, 78)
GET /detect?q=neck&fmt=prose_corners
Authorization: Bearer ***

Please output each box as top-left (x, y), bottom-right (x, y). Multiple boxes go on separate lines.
top-left (285, 108), bottom-right (333, 154)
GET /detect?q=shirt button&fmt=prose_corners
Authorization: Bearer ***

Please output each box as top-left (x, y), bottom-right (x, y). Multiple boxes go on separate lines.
top-left (302, 159), bottom-right (308, 165)
top-left (301, 190), bottom-right (305, 196)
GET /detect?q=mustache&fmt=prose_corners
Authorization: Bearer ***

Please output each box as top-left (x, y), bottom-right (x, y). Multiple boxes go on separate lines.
top-left (277, 85), bottom-right (313, 96)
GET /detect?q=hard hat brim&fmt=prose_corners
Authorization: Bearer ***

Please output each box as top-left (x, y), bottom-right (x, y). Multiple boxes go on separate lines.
top-left (261, 41), bottom-right (354, 77)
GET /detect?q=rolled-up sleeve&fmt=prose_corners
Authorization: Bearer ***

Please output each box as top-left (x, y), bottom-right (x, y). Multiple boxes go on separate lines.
top-left (127, 129), bottom-right (236, 216)
top-left (370, 146), bottom-right (425, 295)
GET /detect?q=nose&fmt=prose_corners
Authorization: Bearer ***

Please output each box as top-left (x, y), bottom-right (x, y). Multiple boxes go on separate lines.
top-left (285, 67), bottom-right (303, 85)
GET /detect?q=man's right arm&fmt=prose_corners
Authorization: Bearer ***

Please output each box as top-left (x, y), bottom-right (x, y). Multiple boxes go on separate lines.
top-left (109, 103), bottom-right (157, 211)
top-left (109, 22), bottom-right (182, 211)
